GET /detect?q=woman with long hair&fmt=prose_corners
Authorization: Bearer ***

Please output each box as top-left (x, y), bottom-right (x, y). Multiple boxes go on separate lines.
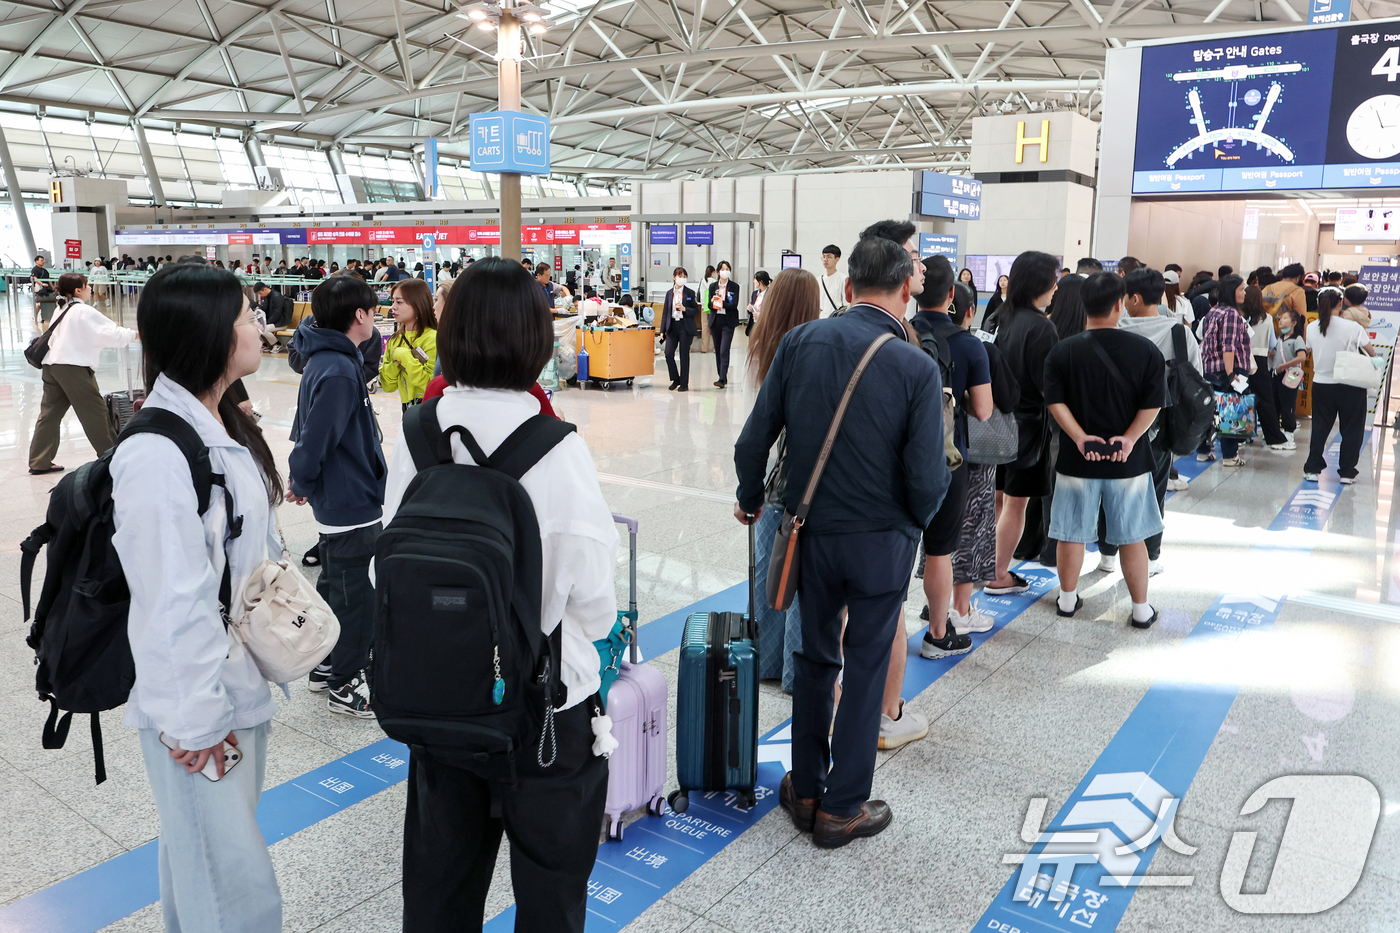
top-left (746, 268), bottom-right (820, 691)
top-left (113, 263), bottom-right (285, 933)
top-left (958, 267), bottom-right (979, 311)
top-left (380, 277), bottom-right (439, 408)
top-left (986, 251), bottom-right (1061, 597)
top-left (382, 256), bottom-right (617, 931)
top-left (28, 272), bottom-right (136, 473)
top-left (983, 273), bottom-right (1010, 327)
top-left (1197, 274), bottom-right (1252, 466)
top-left (1242, 284), bottom-right (1288, 449)
top-left (1046, 274), bottom-right (1088, 340)
top-left (1304, 288), bottom-right (1376, 484)
top-left (1162, 270), bottom-right (1194, 325)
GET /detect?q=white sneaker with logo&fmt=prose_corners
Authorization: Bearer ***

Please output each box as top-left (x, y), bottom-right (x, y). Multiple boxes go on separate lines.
top-left (878, 700), bottom-right (929, 750)
top-left (950, 607), bottom-right (994, 634)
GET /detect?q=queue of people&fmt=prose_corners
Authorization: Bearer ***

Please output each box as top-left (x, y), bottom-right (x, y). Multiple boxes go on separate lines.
top-left (17, 233), bottom-right (1387, 933)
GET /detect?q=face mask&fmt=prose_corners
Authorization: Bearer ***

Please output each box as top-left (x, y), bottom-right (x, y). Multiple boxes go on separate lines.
top-left (719, 270), bottom-right (730, 280)
top-left (675, 277), bottom-right (686, 288)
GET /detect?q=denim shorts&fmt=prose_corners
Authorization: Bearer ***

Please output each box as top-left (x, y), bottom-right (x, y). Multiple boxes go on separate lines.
top-left (1048, 472), bottom-right (1164, 546)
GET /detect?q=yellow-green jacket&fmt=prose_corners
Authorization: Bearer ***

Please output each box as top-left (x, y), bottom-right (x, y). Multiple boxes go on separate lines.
top-left (380, 327), bottom-right (438, 404)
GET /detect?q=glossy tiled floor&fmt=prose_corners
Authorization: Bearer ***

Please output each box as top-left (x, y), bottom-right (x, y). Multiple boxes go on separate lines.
top-left (0, 290), bottom-right (1398, 932)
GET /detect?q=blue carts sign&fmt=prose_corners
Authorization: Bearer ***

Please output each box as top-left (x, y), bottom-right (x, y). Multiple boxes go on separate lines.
top-left (469, 112), bottom-right (550, 175)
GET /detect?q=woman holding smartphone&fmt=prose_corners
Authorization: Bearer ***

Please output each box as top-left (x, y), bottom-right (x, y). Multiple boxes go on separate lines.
top-left (111, 263), bottom-right (285, 933)
top-left (381, 277), bottom-right (439, 409)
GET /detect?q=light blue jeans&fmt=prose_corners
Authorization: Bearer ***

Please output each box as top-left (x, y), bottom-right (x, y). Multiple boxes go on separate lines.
top-left (139, 722), bottom-right (281, 933)
top-left (752, 505), bottom-right (802, 692)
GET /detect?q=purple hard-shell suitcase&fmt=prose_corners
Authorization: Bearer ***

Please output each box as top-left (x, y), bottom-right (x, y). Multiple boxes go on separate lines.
top-left (603, 514), bottom-right (668, 841)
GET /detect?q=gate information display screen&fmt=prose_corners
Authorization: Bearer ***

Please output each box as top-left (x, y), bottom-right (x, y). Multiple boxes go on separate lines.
top-left (1133, 20), bottom-right (1400, 193)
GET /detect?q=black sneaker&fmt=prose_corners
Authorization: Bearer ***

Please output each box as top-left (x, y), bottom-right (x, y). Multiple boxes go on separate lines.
top-left (919, 605), bottom-right (930, 621)
top-left (307, 662), bottom-right (332, 693)
top-left (327, 672), bottom-right (373, 718)
top-left (919, 622), bottom-right (973, 659)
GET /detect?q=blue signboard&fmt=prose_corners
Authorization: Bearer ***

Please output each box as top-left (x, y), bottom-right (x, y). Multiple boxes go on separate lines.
top-left (1132, 23), bottom-right (1400, 193)
top-left (918, 233), bottom-right (959, 261)
top-left (620, 242), bottom-right (631, 291)
top-left (684, 224), bottom-right (714, 245)
top-left (922, 171), bottom-right (982, 201)
top-left (1309, 0), bottom-right (1348, 24)
top-left (468, 111), bottom-right (551, 175)
top-left (650, 225), bottom-right (678, 244)
top-left (425, 137), bottom-right (439, 198)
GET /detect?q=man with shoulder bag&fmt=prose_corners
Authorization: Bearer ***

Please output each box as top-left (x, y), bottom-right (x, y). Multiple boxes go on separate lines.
top-left (733, 231), bottom-right (947, 849)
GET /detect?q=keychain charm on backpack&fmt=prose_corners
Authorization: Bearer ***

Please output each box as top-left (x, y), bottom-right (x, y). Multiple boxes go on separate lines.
top-left (492, 646), bottom-right (505, 705)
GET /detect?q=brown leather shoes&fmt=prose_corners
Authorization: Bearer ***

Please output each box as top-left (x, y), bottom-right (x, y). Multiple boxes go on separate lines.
top-left (812, 800), bottom-right (893, 849)
top-left (779, 772), bottom-right (820, 833)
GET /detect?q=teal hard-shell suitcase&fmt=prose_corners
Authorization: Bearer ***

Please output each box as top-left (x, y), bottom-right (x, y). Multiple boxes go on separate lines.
top-left (667, 524), bottom-right (760, 812)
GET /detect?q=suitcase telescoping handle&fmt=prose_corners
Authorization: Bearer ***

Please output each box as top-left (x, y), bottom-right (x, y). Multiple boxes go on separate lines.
top-left (746, 517), bottom-right (757, 643)
top-left (612, 513), bottom-right (640, 664)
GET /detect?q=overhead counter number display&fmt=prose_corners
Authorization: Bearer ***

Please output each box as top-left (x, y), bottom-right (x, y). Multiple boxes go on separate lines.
top-left (1133, 20), bottom-right (1400, 193)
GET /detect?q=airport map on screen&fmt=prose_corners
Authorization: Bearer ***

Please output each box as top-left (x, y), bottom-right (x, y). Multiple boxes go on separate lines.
top-left (1133, 20), bottom-right (1400, 193)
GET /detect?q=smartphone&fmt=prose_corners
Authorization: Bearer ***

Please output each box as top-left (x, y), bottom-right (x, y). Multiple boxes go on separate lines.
top-left (1084, 439), bottom-right (1122, 457)
top-left (159, 733), bottom-right (241, 782)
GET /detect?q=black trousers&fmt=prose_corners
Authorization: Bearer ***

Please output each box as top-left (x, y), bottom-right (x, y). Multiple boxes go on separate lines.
top-left (791, 530), bottom-right (914, 816)
top-left (1274, 371), bottom-right (1298, 433)
top-left (1249, 356), bottom-right (1287, 445)
top-left (712, 322), bottom-right (736, 382)
top-left (316, 523), bottom-right (382, 689)
top-left (1099, 430), bottom-right (1171, 561)
top-left (402, 700), bottom-right (608, 933)
top-left (664, 329), bottom-right (692, 387)
top-left (1304, 382), bottom-right (1368, 480)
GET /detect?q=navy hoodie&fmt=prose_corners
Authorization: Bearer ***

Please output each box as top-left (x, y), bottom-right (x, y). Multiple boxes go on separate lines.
top-left (288, 319), bottom-right (387, 526)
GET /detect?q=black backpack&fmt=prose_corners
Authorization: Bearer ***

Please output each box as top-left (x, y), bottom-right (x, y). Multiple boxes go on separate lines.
top-left (910, 314), bottom-right (964, 470)
top-left (371, 398), bottom-right (575, 784)
top-left (1161, 325), bottom-right (1217, 455)
top-left (20, 408), bottom-right (221, 784)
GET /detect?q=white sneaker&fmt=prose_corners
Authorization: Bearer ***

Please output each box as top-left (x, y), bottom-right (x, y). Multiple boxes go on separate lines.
top-left (878, 701), bottom-right (929, 750)
top-left (1197, 452), bottom-right (1217, 462)
top-left (1285, 431), bottom-right (1295, 444)
top-left (1281, 435), bottom-right (1297, 450)
top-left (1167, 476), bottom-right (1189, 492)
top-left (1303, 472), bottom-right (1320, 482)
top-left (950, 607), bottom-right (994, 634)
top-left (1148, 559), bottom-right (1165, 577)
top-left (1097, 552), bottom-right (1120, 574)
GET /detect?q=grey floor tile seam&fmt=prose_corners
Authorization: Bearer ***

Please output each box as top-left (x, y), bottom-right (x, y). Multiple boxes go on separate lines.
top-left (0, 764), bottom-right (136, 908)
top-left (668, 824), bottom-right (810, 932)
top-left (306, 877), bottom-right (401, 933)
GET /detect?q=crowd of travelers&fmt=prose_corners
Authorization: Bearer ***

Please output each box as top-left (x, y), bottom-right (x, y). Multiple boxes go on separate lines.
top-left (18, 232), bottom-right (1378, 931)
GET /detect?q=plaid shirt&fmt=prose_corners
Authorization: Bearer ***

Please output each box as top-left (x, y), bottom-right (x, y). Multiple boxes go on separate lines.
top-left (1200, 305), bottom-right (1251, 375)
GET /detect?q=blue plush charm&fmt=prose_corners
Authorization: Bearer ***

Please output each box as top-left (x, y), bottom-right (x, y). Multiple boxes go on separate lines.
top-left (492, 678), bottom-right (505, 705)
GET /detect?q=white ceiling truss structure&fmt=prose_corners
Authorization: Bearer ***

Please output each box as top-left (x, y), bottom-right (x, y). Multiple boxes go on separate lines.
top-left (0, 0), bottom-right (1372, 182)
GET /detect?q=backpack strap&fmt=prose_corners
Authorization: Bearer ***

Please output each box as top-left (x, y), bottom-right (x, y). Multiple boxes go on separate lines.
top-left (121, 408), bottom-right (216, 515)
top-left (483, 415), bottom-right (577, 481)
top-left (403, 397), bottom-right (448, 471)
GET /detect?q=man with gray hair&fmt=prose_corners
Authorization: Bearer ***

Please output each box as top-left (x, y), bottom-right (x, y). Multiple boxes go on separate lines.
top-left (734, 228), bottom-right (948, 849)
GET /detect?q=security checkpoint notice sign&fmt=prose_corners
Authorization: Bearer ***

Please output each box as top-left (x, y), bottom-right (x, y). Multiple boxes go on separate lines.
top-left (469, 112), bottom-right (551, 175)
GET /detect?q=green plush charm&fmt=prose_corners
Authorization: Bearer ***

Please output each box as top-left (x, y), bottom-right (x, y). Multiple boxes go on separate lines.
top-left (492, 678), bottom-right (505, 705)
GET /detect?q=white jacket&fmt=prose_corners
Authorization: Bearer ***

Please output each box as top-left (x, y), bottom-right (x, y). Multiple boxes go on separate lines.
top-left (111, 376), bottom-right (281, 748)
top-left (45, 300), bottom-right (135, 371)
top-left (381, 387), bottom-right (619, 710)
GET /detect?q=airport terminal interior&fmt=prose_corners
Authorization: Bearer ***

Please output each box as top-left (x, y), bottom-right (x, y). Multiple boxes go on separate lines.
top-left (4, 1), bottom-right (1400, 932)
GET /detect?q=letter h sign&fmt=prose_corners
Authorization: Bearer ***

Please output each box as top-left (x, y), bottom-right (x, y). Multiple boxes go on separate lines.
top-left (1016, 119), bottom-right (1050, 164)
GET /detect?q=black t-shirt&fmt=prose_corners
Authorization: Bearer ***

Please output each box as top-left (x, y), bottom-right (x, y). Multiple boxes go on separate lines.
top-left (993, 306), bottom-right (1059, 416)
top-left (1043, 329), bottom-right (1166, 479)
